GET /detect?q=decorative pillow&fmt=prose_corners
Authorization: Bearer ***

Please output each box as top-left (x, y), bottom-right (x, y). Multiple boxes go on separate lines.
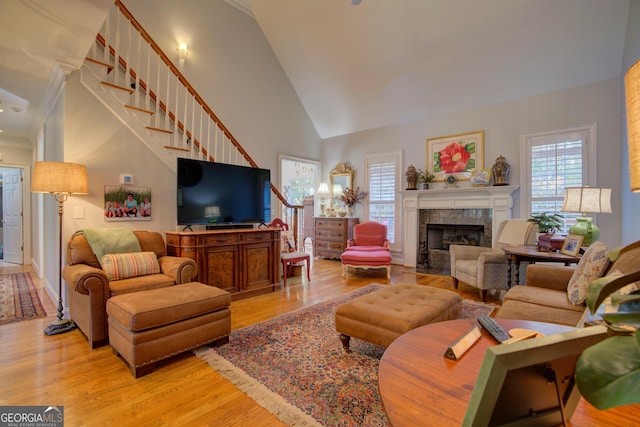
top-left (567, 242), bottom-right (610, 305)
top-left (101, 252), bottom-right (160, 281)
top-left (281, 230), bottom-right (296, 253)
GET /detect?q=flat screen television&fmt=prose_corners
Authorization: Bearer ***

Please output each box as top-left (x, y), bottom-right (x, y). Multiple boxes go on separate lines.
top-left (177, 158), bottom-right (271, 226)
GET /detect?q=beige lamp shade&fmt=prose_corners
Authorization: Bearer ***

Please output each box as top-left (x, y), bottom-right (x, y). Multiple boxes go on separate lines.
top-left (561, 187), bottom-right (612, 214)
top-left (316, 183), bottom-right (330, 199)
top-left (625, 59), bottom-right (640, 192)
top-left (31, 161), bottom-right (88, 195)
top-left (332, 184), bottom-right (344, 197)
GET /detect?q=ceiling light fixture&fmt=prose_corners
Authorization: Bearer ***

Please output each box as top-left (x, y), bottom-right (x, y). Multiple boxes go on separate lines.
top-left (351, 0), bottom-right (361, 5)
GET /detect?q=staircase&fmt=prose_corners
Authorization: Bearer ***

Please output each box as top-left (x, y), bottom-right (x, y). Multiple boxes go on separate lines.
top-left (81, 0), bottom-right (303, 241)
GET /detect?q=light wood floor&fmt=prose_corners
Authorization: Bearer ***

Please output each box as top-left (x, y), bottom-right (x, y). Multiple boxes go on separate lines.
top-left (0, 259), bottom-right (635, 426)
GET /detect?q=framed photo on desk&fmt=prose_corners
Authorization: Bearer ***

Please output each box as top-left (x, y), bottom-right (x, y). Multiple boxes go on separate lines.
top-left (561, 234), bottom-right (584, 256)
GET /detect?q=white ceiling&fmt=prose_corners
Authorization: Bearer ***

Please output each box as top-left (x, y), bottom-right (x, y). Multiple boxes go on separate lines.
top-left (0, 0), bottom-right (112, 141)
top-left (247, 0), bottom-right (630, 139)
top-left (0, 0), bottom-right (631, 142)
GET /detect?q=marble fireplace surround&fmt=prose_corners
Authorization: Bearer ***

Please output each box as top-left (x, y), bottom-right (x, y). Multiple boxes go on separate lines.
top-left (402, 186), bottom-right (519, 268)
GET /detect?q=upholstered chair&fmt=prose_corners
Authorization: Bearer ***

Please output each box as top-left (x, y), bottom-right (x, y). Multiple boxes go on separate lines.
top-left (345, 221), bottom-right (390, 251)
top-left (449, 219), bottom-right (538, 301)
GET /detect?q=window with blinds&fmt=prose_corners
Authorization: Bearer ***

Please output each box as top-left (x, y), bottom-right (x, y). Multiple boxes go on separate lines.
top-left (365, 152), bottom-right (401, 245)
top-left (522, 126), bottom-right (596, 234)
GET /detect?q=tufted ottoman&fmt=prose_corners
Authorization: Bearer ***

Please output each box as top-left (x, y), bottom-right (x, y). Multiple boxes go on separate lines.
top-left (107, 282), bottom-right (231, 377)
top-left (341, 250), bottom-right (392, 279)
top-left (335, 283), bottom-right (462, 352)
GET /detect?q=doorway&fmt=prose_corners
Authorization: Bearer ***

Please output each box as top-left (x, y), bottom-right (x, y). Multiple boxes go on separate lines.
top-left (1, 167), bottom-right (24, 264)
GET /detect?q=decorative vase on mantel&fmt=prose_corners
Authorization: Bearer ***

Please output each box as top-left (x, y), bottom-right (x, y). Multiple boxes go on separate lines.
top-left (491, 155), bottom-right (510, 186)
top-left (348, 206), bottom-right (354, 217)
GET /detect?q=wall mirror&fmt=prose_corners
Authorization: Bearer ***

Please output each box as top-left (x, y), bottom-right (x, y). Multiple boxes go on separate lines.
top-left (329, 163), bottom-right (355, 207)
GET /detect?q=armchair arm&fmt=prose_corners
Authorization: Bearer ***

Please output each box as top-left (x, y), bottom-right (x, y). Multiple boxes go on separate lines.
top-left (158, 256), bottom-right (198, 284)
top-left (449, 244), bottom-right (494, 261)
top-left (478, 250), bottom-right (509, 265)
top-left (62, 264), bottom-right (109, 296)
top-left (525, 264), bottom-right (575, 291)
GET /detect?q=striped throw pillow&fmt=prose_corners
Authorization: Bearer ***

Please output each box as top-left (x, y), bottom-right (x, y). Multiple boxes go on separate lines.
top-left (101, 252), bottom-right (160, 281)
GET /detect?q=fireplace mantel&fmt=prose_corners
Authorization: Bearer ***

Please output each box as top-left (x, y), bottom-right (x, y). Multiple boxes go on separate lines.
top-left (402, 186), bottom-right (519, 267)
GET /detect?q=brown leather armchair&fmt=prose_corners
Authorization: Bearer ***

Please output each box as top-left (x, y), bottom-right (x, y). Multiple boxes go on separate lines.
top-left (62, 231), bottom-right (197, 348)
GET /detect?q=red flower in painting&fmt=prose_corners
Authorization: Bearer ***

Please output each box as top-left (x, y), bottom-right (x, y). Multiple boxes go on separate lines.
top-left (439, 142), bottom-right (471, 173)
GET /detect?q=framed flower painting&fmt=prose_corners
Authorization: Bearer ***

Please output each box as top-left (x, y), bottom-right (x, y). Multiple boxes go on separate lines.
top-left (427, 130), bottom-right (484, 182)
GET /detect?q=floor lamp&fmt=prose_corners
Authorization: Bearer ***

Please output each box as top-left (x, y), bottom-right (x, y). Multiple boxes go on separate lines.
top-left (31, 161), bottom-right (88, 336)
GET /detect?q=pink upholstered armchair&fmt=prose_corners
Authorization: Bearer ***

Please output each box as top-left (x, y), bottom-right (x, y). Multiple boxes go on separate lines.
top-left (346, 221), bottom-right (390, 251)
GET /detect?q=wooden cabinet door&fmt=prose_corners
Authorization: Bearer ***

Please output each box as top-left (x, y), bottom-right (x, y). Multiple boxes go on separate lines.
top-left (242, 241), bottom-right (274, 291)
top-left (203, 245), bottom-right (239, 293)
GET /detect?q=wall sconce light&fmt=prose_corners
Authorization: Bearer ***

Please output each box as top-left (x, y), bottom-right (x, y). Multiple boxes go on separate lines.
top-left (625, 58), bottom-right (640, 192)
top-left (177, 42), bottom-right (188, 65)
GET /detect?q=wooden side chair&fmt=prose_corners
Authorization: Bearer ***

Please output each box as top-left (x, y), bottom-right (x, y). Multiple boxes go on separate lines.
top-left (268, 219), bottom-right (311, 286)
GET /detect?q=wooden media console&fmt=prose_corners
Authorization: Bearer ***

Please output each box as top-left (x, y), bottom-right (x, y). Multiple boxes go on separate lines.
top-left (165, 228), bottom-right (280, 300)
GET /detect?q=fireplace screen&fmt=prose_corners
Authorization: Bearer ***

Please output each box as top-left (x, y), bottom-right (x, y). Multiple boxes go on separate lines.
top-left (427, 224), bottom-right (486, 250)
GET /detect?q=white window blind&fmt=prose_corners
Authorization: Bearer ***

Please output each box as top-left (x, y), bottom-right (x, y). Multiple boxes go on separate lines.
top-left (367, 158), bottom-right (397, 243)
top-left (525, 128), bottom-right (591, 233)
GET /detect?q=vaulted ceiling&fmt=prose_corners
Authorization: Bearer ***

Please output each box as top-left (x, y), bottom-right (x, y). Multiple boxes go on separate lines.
top-left (0, 0), bottom-right (631, 141)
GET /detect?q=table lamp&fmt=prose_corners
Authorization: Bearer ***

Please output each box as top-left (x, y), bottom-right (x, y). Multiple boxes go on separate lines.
top-left (316, 183), bottom-right (330, 216)
top-left (561, 187), bottom-right (612, 246)
top-left (31, 161), bottom-right (88, 335)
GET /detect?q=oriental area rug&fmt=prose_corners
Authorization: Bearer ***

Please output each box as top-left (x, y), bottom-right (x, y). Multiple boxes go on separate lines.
top-left (0, 272), bottom-right (47, 325)
top-left (194, 283), bottom-right (496, 426)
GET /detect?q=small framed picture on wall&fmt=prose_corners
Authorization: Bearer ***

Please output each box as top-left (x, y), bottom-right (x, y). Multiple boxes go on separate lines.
top-left (104, 185), bottom-right (152, 221)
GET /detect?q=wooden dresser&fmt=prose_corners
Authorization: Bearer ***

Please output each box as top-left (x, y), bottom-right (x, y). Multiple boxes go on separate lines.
top-left (165, 228), bottom-right (279, 300)
top-left (314, 217), bottom-right (359, 259)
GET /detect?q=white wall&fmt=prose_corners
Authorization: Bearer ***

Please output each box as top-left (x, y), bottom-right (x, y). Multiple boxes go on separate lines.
top-left (123, 0), bottom-right (322, 172)
top-left (323, 78), bottom-right (624, 249)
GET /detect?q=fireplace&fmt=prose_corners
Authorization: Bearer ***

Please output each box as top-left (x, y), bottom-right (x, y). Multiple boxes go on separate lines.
top-left (401, 186), bottom-right (518, 271)
top-left (418, 209), bottom-right (492, 274)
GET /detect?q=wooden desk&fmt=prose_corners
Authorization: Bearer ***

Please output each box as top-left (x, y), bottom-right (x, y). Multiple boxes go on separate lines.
top-left (378, 319), bottom-right (639, 426)
top-left (502, 244), bottom-right (581, 287)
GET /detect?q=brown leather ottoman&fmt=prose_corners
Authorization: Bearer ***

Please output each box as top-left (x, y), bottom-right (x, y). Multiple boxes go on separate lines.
top-left (335, 283), bottom-right (461, 352)
top-left (107, 282), bottom-right (231, 377)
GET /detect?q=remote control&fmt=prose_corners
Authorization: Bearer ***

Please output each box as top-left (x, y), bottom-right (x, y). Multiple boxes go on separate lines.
top-left (477, 316), bottom-right (511, 343)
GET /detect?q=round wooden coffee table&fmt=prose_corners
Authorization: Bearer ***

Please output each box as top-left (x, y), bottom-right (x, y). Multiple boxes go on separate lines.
top-left (378, 318), bottom-right (639, 426)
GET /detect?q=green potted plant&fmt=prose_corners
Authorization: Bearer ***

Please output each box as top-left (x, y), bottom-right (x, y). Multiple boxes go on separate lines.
top-left (575, 256), bottom-right (640, 409)
top-left (417, 169), bottom-right (435, 190)
top-left (527, 212), bottom-right (563, 235)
